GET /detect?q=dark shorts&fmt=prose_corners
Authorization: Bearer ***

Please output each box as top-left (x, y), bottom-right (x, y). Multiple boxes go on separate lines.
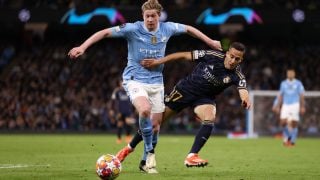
top-left (117, 112), bottom-right (131, 122)
top-left (164, 86), bottom-right (215, 113)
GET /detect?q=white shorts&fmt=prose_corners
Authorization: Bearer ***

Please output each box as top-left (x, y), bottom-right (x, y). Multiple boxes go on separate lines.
top-left (280, 103), bottom-right (300, 121)
top-left (123, 80), bottom-right (165, 113)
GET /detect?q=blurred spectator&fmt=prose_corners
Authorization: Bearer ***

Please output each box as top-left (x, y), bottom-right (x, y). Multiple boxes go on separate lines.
top-left (1, 0), bottom-right (319, 10)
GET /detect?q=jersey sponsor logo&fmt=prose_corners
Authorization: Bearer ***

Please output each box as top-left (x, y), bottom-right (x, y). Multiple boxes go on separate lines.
top-left (203, 67), bottom-right (221, 85)
top-left (139, 48), bottom-right (161, 58)
top-left (223, 76), bottom-right (231, 84)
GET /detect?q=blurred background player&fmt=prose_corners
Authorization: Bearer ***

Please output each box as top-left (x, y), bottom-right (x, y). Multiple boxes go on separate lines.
top-left (68, 0), bottom-right (221, 174)
top-left (117, 42), bottom-right (250, 168)
top-left (111, 80), bottom-right (135, 144)
top-left (274, 68), bottom-right (305, 146)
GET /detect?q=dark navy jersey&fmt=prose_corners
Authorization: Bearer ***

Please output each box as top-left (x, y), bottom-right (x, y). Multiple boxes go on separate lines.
top-left (111, 87), bottom-right (133, 115)
top-left (175, 50), bottom-right (247, 98)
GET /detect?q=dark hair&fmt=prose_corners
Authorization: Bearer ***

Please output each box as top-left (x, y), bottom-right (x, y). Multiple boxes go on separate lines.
top-left (287, 68), bottom-right (295, 72)
top-left (230, 42), bottom-right (246, 53)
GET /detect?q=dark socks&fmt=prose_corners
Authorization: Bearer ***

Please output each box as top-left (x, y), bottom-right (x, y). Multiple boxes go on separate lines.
top-left (190, 124), bottom-right (213, 154)
top-left (125, 124), bottom-right (132, 136)
top-left (117, 127), bottom-right (122, 139)
top-left (129, 130), bottom-right (143, 149)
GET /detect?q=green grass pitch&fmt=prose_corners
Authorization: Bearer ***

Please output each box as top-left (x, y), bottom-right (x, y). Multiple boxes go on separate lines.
top-left (0, 134), bottom-right (319, 180)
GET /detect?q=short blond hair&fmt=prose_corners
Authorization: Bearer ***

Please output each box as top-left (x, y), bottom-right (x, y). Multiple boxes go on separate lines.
top-left (141, 0), bottom-right (163, 15)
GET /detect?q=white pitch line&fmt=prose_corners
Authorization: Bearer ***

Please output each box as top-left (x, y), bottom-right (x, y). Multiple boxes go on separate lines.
top-left (0, 164), bottom-right (51, 169)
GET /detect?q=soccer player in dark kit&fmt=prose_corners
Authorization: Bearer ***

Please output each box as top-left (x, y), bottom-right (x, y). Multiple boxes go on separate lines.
top-left (117, 42), bottom-right (251, 169)
top-left (111, 80), bottom-right (136, 144)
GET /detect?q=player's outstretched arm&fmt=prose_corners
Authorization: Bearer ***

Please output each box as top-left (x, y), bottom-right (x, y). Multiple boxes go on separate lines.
top-left (185, 25), bottom-right (221, 51)
top-left (141, 52), bottom-right (192, 68)
top-left (68, 28), bottom-right (113, 59)
top-left (238, 89), bottom-right (251, 109)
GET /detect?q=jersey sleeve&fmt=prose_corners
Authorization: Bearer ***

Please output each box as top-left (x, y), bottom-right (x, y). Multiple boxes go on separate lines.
top-left (191, 50), bottom-right (224, 63)
top-left (111, 88), bottom-right (118, 100)
top-left (298, 81), bottom-right (305, 95)
top-left (110, 23), bottom-right (136, 38)
top-left (279, 81), bottom-right (285, 95)
top-left (164, 22), bottom-right (187, 36)
top-left (234, 66), bottom-right (247, 89)
top-left (272, 96), bottom-right (279, 107)
top-left (191, 50), bottom-right (207, 62)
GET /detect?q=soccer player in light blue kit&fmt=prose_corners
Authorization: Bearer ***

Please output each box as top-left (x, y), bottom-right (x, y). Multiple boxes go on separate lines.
top-left (68, 0), bottom-right (221, 173)
top-left (274, 68), bottom-right (305, 147)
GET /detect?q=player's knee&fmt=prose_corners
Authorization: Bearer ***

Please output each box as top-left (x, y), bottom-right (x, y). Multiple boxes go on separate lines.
top-left (203, 114), bottom-right (216, 123)
top-left (280, 120), bottom-right (287, 127)
top-left (152, 124), bottom-right (160, 133)
top-left (201, 119), bottom-right (215, 125)
top-left (290, 121), bottom-right (298, 128)
top-left (139, 106), bottom-right (151, 118)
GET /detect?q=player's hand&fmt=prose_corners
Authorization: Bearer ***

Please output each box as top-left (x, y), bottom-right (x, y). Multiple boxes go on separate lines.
top-left (272, 106), bottom-right (280, 114)
top-left (300, 106), bottom-right (306, 115)
top-left (68, 47), bottom-right (85, 59)
top-left (140, 59), bottom-right (159, 68)
top-left (208, 40), bottom-right (222, 51)
top-left (241, 99), bottom-right (251, 109)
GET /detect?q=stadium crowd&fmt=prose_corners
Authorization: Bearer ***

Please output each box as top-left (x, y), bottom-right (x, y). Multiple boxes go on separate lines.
top-left (1, 0), bottom-right (319, 10)
top-left (0, 31), bottom-right (319, 135)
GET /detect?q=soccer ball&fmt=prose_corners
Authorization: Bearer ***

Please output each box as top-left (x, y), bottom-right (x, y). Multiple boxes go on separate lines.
top-left (96, 154), bottom-right (122, 180)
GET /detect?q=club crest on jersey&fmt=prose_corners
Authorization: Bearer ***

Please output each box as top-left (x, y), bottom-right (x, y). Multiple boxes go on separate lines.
top-left (223, 76), bottom-right (231, 84)
top-left (198, 50), bottom-right (205, 57)
top-left (151, 36), bottom-right (157, 44)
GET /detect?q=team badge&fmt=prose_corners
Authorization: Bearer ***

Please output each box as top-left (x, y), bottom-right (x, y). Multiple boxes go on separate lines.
top-left (223, 76), bottom-right (231, 84)
top-left (151, 36), bottom-right (157, 44)
top-left (194, 50), bottom-right (206, 59)
top-left (198, 50), bottom-right (205, 57)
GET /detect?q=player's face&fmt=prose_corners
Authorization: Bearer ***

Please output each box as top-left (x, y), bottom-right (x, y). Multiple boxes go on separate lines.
top-left (287, 70), bottom-right (295, 80)
top-left (143, 9), bottom-right (160, 31)
top-left (224, 48), bottom-right (244, 69)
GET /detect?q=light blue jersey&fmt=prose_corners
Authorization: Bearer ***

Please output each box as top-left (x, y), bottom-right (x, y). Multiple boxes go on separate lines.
top-left (280, 79), bottom-right (305, 105)
top-left (111, 21), bottom-right (186, 84)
